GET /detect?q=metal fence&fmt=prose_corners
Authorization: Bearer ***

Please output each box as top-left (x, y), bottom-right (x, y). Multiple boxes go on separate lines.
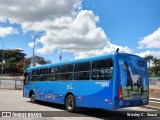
top-left (150, 78), bottom-right (160, 85)
top-left (0, 76), bottom-right (24, 90)
top-left (149, 78), bottom-right (160, 89)
top-left (0, 77), bottom-right (160, 90)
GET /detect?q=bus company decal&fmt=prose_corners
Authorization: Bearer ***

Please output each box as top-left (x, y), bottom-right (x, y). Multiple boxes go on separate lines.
top-left (66, 84), bottom-right (74, 90)
top-left (45, 94), bottom-right (56, 100)
top-left (95, 82), bottom-right (109, 87)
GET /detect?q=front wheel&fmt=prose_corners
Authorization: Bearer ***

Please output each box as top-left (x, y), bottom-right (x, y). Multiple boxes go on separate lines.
top-left (31, 93), bottom-right (36, 103)
top-left (65, 95), bottom-right (76, 112)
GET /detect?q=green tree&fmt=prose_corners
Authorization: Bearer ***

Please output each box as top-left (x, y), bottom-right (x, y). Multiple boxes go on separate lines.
top-left (152, 66), bottom-right (160, 75)
top-left (18, 55), bottom-right (52, 70)
top-left (152, 57), bottom-right (159, 67)
top-left (0, 49), bottom-right (26, 62)
top-left (158, 60), bottom-right (160, 66)
top-left (0, 49), bottom-right (26, 74)
top-left (17, 58), bottom-right (31, 72)
top-left (4, 60), bottom-right (18, 73)
top-left (145, 56), bottom-right (160, 77)
top-left (144, 55), bottom-right (153, 68)
top-left (0, 49), bottom-right (52, 75)
top-left (28, 56), bottom-right (51, 65)
top-left (153, 58), bottom-right (160, 76)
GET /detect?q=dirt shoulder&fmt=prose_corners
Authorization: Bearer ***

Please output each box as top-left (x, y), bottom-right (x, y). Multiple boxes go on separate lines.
top-left (149, 88), bottom-right (160, 98)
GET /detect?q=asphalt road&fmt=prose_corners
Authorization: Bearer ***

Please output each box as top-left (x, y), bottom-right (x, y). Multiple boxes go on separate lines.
top-left (0, 89), bottom-right (160, 120)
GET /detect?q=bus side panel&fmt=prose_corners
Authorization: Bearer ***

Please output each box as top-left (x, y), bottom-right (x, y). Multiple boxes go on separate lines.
top-left (23, 82), bottom-right (36, 98)
top-left (34, 82), bottom-right (46, 100)
top-left (56, 81), bottom-right (74, 104)
top-left (44, 81), bottom-right (60, 103)
top-left (74, 81), bottom-right (114, 110)
top-left (44, 81), bottom-right (74, 104)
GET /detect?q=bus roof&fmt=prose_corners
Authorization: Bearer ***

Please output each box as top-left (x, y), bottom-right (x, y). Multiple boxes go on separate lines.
top-left (27, 52), bottom-right (143, 70)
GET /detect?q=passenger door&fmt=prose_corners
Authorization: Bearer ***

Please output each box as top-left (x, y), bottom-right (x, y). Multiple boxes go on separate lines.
top-left (23, 72), bottom-right (31, 98)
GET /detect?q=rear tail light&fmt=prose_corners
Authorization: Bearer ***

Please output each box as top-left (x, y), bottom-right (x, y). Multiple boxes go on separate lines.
top-left (118, 86), bottom-right (123, 99)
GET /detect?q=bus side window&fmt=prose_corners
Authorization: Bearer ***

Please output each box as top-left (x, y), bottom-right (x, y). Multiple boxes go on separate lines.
top-left (31, 70), bottom-right (40, 81)
top-left (39, 68), bottom-right (48, 81)
top-left (74, 62), bottom-right (90, 80)
top-left (60, 64), bottom-right (73, 81)
top-left (48, 66), bottom-right (60, 81)
top-left (92, 59), bottom-right (113, 80)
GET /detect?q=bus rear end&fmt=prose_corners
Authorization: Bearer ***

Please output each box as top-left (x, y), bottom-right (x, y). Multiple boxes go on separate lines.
top-left (116, 53), bottom-right (149, 109)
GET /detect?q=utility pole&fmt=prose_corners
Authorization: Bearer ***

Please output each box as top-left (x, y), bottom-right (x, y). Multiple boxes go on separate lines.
top-left (32, 36), bottom-right (36, 66)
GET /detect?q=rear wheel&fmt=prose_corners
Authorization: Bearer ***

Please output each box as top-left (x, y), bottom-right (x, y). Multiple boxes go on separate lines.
top-left (65, 95), bottom-right (76, 112)
top-left (31, 93), bottom-right (36, 103)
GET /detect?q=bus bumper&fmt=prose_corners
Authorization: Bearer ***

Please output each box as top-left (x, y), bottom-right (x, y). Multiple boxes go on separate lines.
top-left (116, 99), bottom-right (149, 109)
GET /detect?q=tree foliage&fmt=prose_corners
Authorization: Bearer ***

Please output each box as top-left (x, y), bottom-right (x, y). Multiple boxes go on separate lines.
top-left (0, 49), bottom-right (52, 75)
top-left (0, 49), bottom-right (26, 74)
top-left (144, 55), bottom-right (160, 77)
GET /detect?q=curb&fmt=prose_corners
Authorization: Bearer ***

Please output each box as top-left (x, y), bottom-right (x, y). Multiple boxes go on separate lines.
top-left (142, 105), bottom-right (160, 111)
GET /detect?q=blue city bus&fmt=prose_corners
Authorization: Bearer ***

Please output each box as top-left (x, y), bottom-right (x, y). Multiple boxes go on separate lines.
top-left (23, 52), bottom-right (149, 112)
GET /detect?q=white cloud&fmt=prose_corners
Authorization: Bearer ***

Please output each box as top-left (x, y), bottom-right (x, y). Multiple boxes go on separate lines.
top-left (0, 0), bottom-right (81, 23)
top-left (34, 10), bottom-right (108, 53)
top-left (137, 28), bottom-right (160, 59)
top-left (136, 50), bottom-right (160, 58)
top-left (28, 42), bottom-right (38, 48)
top-left (0, 26), bottom-right (18, 37)
top-left (74, 43), bottom-right (131, 59)
top-left (136, 50), bottom-right (160, 67)
top-left (138, 28), bottom-right (160, 49)
top-left (29, 10), bottom-right (131, 58)
top-left (0, 0), bottom-right (131, 59)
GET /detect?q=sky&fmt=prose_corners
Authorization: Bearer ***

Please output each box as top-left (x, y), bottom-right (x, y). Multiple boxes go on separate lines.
top-left (0, 0), bottom-right (160, 63)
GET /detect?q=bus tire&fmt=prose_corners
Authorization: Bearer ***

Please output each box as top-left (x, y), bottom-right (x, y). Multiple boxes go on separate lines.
top-left (31, 93), bottom-right (36, 103)
top-left (65, 95), bottom-right (76, 112)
